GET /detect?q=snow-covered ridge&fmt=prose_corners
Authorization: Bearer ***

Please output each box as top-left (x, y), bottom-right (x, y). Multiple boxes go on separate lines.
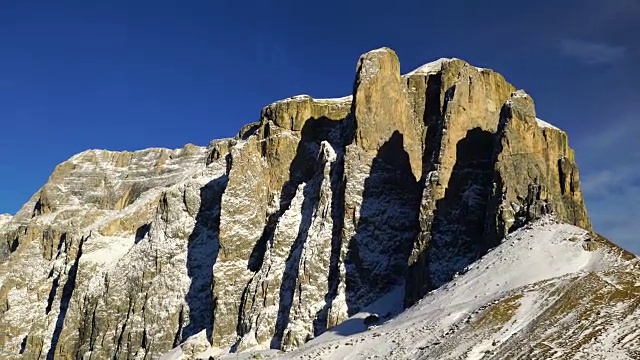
top-left (3, 140), bottom-right (214, 231)
top-left (268, 94), bottom-right (353, 106)
top-left (202, 217), bottom-right (635, 360)
top-left (507, 90), bottom-right (563, 131)
top-left (67, 143), bottom-right (208, 162)
top-left (536, 117), bottom-right (561, 131)
top-left (314, 95), bottom-right (353, 103)
top-left (511, 89), bottom-right (529, 99)
top-left (404, 58), bottom-right (453, 76)
top-left (403, 57), bottom-right (487, 77)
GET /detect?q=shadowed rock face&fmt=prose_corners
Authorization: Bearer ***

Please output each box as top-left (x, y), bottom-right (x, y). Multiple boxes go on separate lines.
top-left (0, 47), bottom-right (591, 359)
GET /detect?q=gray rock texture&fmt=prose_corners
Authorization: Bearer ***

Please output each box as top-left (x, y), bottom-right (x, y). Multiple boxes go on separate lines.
top-left (0, 48), bottom-right (591, 359)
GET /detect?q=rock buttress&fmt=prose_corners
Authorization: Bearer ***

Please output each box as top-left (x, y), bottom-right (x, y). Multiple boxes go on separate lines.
top-left (403, 61), bottom-right (591, 306)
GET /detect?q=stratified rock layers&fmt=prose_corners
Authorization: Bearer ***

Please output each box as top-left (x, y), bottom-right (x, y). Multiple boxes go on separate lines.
top-left (0, 48), bottom-right (590, 359)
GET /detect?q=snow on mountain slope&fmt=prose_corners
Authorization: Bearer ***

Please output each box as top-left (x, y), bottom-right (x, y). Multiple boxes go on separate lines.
top-left (237, 217), bottom-right (638, 360)
top-left (0, 142), bottom-right (230, 359)
top-left (535, 117), bottom-right (561, 131)
top-left (0, 214), bottom-right (11, 228)
top-left (163, 217), bottom-right (638, 359)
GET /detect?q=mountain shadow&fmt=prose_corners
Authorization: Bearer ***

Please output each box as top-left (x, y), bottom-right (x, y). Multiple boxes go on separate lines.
top-left (344, 131), bottom-right (421, 315)
top-left (261, 116), bottom-right (349, 349)
top-left (181, 173), bottom-right (229, 343)
top-left (405, 76), bottom-right (503, 305)
top-left (248, 116), bottom-right (350, 273)
top-left (426, 127), bottom-right (498, 287)
top-left (404, 77), bottom-right (448, 306)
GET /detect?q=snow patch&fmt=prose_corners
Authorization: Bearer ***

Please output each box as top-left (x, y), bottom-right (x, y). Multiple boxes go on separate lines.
top-left (404, 58), bottom-right (452, 76)
top-left (511, 89), bottom-right (530, 98)
top-left (270, 94), bottom-right (352, 106)
top-left (364, 47), bottom-right (395, 56)
top-left (314, 95), bottom-right (353, 103)
top-left (0, 213), bottom-right (12, 228)
top-left (536, 117), bottom-right (562, 131)
top-left (80, 235), bottom-right (134, 267)
top-left (404, 58), bottom-right (488, 77)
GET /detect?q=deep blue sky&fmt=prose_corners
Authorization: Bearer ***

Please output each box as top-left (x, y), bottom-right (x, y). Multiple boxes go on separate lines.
top-left (1, 0), bottom-right (638, 252)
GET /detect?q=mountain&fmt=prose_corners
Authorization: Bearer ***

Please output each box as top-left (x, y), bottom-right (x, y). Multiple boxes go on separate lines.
top-left (0, 47), bottom-right (634, 360)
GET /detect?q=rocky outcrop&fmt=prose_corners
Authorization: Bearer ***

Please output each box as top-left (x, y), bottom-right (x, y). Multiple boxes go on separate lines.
top-left (0, 47), bottom-right (591, 359)
top-left (400, 58), bottom-right (592, 305)
top-left (487, 91), bottom-right (591, 242)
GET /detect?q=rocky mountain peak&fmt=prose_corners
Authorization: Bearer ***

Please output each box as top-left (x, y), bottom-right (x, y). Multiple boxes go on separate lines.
top-left (0, 48), bottom-right (609, 360)
top-left (352, 47), bottom-right (422, 179)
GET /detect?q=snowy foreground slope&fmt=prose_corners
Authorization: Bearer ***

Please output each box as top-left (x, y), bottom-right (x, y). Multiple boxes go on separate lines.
top-left (289, 219), bottom-right (639, 360)
top-left (169, 217), bottom-right (639, 360)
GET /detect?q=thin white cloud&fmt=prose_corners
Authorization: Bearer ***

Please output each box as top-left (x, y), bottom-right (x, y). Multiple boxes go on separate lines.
top-left (581, 168), bottom-right (630, 197)
top-left (559, 39), bottom-right (627, 65)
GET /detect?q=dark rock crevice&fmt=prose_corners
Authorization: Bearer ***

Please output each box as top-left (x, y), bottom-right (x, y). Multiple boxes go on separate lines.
top-left (270, 179), bottom-right (322, 349)
top-left (427, 128), bottom-right (498, 287)
top-left (239, 116), bottom-right (348, 349)
top-left (247, 116), bottom-right (347, 274)
top-left (134, 224), bottom-right (151, 244)
top-left (182, 174), bottom-right (228, 342)
top-left (312, 152), bottom-right (347, 336)
top-left (405, 72), bottom-right (447, 306)
top-left (346, 131), bottom-right (421, 314)
top-left (45, 276), bottom-right (59, 314)
top-left (47, 235), bottom-right (85, 360)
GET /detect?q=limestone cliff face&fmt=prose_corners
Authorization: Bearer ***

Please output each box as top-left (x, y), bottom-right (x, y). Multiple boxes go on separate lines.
top-left (0, 48), bottom-right (591, 359)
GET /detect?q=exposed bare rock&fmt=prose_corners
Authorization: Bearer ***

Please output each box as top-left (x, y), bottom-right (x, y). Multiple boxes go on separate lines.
top-left (352, 48), bottom-right (422, 179)
top-left (0, 48), bottom-right (596, 359)
top-left (260, 94), bottom-right (351, 133)
top-left (487, 90), bottom-right (591, 244)
top-left (402, 60), bottom-right (591, 305)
